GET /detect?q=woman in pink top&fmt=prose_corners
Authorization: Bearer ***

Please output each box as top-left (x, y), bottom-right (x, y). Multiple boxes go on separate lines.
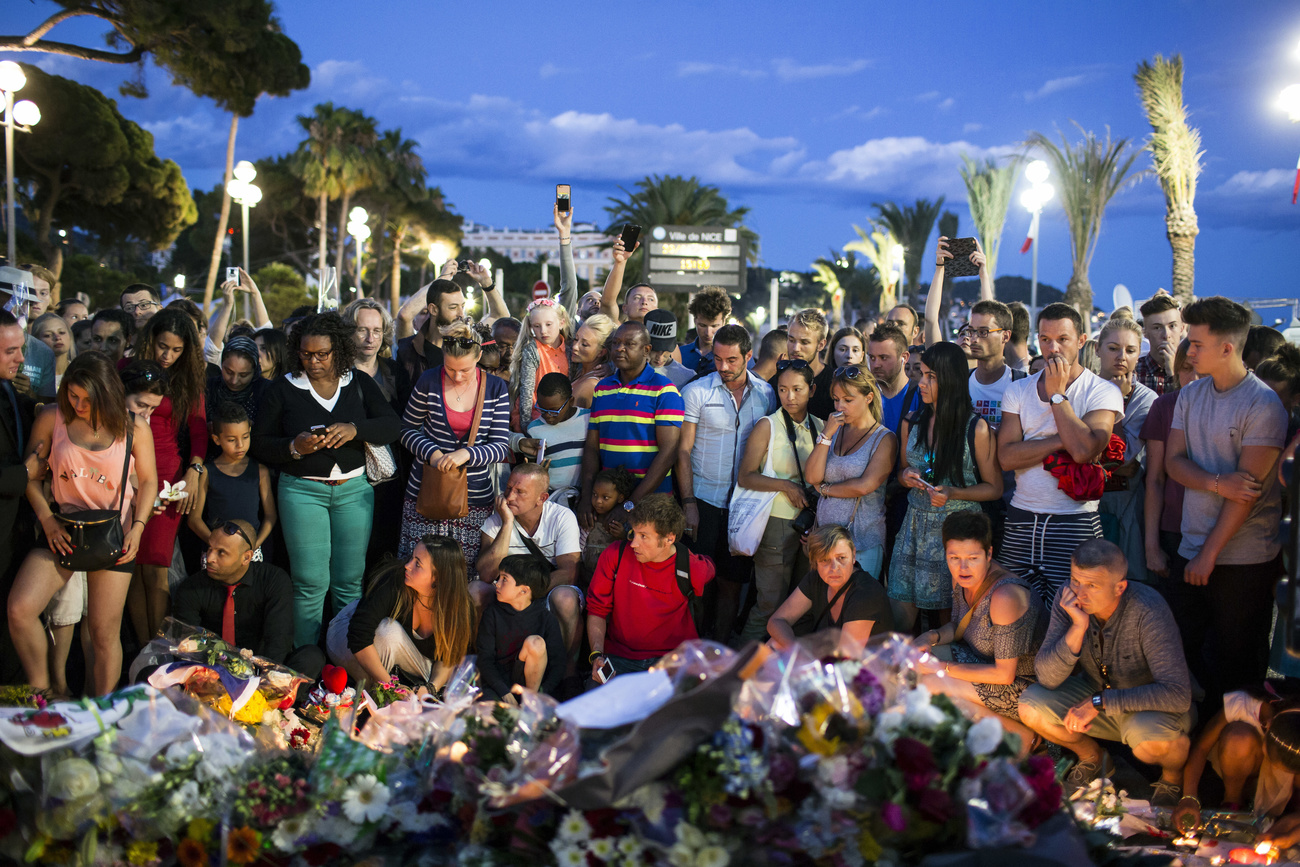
top-left (8, 352), bottom-right (158, 696)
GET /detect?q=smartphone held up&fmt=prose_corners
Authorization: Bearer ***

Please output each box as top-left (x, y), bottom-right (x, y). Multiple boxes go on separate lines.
top-left (556, 184), bottom-right (571, 214)
top-left (619, 224), bottom-right (641, 252)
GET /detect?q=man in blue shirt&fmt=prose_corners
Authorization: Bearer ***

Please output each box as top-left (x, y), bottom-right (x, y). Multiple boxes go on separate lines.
top-left (678, 287), bottom-right (732, 377)
top-left (868, 322), bottom-right (920, 434)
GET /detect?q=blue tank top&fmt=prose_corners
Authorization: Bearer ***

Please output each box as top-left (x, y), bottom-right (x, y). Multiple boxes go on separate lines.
top-left (203, 458), bottom-right (261, 527)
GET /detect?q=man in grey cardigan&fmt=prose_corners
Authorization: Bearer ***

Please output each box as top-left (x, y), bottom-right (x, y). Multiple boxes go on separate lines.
top-left (1019, 539), bottom-right (1191, 806)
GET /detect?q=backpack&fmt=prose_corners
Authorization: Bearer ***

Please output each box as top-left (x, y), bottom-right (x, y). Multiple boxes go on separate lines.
top-left (613, 541), bottom-right (711, 639)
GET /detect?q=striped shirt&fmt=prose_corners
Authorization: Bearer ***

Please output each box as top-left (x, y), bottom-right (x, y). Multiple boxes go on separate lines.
top-left (590, 364), bottom-right (685, 492)
top-left (527, 407), bottom-right (590, 492)
top-left (400, 367), bottom-right (512, 507)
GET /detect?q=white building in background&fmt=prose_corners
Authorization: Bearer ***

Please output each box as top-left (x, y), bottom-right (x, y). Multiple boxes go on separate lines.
top-left (460, 220), bottom-right (614, 283)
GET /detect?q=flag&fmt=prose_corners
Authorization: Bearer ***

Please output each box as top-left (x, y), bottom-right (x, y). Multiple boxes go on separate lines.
top-left (1292, 154), bottom-right (1299, 205)
top-left (1020, 210), bottom-right (1041, 254)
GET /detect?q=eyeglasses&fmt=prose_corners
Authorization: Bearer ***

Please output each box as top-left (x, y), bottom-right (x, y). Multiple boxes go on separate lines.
top-left (218, 521), bottom-right (253, 549)
top-left (444, 336), bottom-right (481, 351)
top-left (958, 326), bottom-right (1006, 340)
top-left (776, 359), bottom-right (810, 372)
top-left (477, 363), bottom-right (501, 373)
top-left (298, 348), bottom-right (334, 362)
top-left (122, 301), bottom-right (158, 314)
top-left (538, 397), bottom-right (571, 416)
top-left (834, 366), bottom-right (869, 380)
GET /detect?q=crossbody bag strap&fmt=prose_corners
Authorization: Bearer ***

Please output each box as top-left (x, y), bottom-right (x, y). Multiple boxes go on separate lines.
top-left (952, 571), bottom-right (999, 643)
top-left (965, 413), bottom-right (982, 486)
top-left (674, 542), bottom-right (694, 603)
top-left (781, 409), bottom-right (809, 487)
top-left (814, 574), bottom-right (855, 631)
top-left (116, 413), bottom-right (135, 514)
top-left (464, 371), bottom-right (488, 448)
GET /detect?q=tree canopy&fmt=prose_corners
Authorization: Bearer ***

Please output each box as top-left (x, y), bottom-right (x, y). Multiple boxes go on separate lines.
top-left (0, 0), bottom-right (310, 115)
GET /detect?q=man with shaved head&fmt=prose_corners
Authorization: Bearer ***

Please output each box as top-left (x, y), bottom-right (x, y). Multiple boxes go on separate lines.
top-left (576, 321), bottom-right (684, 531)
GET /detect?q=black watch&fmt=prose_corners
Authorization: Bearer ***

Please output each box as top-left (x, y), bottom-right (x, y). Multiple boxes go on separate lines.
top-left (480, 281), bottom-right (496, 292)
top-left (1091, 691), bottom-right (1105, 712)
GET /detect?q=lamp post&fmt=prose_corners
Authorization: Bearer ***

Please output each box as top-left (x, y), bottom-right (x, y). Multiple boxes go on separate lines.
top-left (428, 241), bottom-right (449, 276)
top-left (1281, 83), bottom-right (1300, 204)
top-left (889, 243), bottom-right (904, 308)
top-left (0, 61), bottom-right (40, 268)
top-left (1020, 159), bottom-right (1054, 318)
top-left (346, 207), bottom-right (370, 299)
top-left (226, 160), bottom-right (261, 320)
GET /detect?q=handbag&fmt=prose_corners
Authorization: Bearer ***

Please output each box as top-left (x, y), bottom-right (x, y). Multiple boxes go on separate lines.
top-left (363, 442), bottom-right (396, 485)
top-left (416, 373), bottom-right (487, 521)
top-left (782, 410), bottom-right (820, 535)
top-left (54, 421), bottom-right (134, 572)
top-left (727, 433), bottom-right (780, 556)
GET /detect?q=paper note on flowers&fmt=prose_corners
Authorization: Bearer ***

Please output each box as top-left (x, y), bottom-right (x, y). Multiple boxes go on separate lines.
top-left (555, 670), bottom-right (674, 729)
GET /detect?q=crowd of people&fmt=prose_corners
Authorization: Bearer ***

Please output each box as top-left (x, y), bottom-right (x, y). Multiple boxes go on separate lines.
top-left (4, 205), bottom-right (1300, 827)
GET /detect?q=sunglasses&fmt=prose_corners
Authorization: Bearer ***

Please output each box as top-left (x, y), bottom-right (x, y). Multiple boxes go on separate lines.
top-left (121, 367), bottom-right (162, 386)
top-left (218, 521), bottom-right (253, 549)
top-left (298, 349), bottom-right (333, 362)
top-left (776, 359), bottom-right (810, 372)
top-left (538, 397), bottom-right (571, 416)
top-left (444, 336), bottom-right (481, 351)
top-left (834, 366), bottom-right (869, 380)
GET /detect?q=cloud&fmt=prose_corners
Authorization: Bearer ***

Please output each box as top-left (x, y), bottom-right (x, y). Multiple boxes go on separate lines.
top-left (677, 60), bottom-right (766, 79)
top-left (1024, 74), bottom-right (1087, 101)
top-left (963, 122), bottom-right (984, 133)
top-left (773, 58), bottom-right (869, 82)
top-left (1212, 168), bottom-right (1295, 195)
top-left (831, 105), bottom-right (885, 121)
top-left (310, 59), bottom-right (389, 100)
top-left (916, 91), bottom-right (941, 102)
top-left (807, 136), bottom-right (1017, 198)
top-left (937, 97), bottom-right (955, 111)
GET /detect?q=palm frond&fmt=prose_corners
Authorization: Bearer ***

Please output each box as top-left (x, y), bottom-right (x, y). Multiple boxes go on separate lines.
top-left (870, 198), bottom-right (944, 303)
top-left (1134, 54), bottom-right (1203, 213)
top-left (959, 154), bottom-right (1022, 279)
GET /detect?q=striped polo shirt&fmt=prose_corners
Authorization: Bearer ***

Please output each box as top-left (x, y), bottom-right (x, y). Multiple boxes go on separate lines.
top-left (590, 364), bottom-right (685, 492)
top-left (527, 407), bottom-right (590, 492)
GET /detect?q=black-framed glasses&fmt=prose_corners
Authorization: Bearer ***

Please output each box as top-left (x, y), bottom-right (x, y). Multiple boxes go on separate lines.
top-left (776, 359), bottom-right (810, 372)
top-left (218, 521), bottom-right (253, 549)
top-left (834, 366), bottom-right (868, 380)
top-left (122, 301), bottom-right (158, 314)
top-left (962, 327), bottom-right (1006, 340)
top-left (538, 397), bottom-right (571, 416)
top-left (298, 348), bottom-right (333, 362)
top-left (444, 336), bottom-right (481, 351)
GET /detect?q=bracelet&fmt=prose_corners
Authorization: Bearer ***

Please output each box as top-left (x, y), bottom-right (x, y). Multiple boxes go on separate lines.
top-left (1213, 473), bottom-right (1220, 495)
top-left (481, 282), bottom-right (496, 292)
top-left (681, 497), bottom-right (698, 505)
top-left (559, 238), bottom-right (571, 245)
top-left (588, 650), bottom-right (605, 663)
top-left (132, 519), bottom-right (145, 528)
top-left (817, 435), bottom-right (834, 446)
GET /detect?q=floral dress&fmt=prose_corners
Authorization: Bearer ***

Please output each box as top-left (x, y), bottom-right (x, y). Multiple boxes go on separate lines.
top-left (887, 420), bottom-right (980, 609)
top-left (949, 566), bottom-right (1047, 719)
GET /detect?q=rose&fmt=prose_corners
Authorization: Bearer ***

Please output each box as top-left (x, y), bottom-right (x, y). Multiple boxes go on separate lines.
top-left (46, 757), bottom-right (100, 801)
top-left (892, 738), bottom-right (937, 777)
top-left (965, 717), bottom-right (1004, 757)
top-left (881, 802), bottom-right (907, 833)
top-left (912, 787), bottom-right (954, 824)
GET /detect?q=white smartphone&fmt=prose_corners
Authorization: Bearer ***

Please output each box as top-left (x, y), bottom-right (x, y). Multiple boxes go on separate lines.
top-left (226, 266), bottom-right (239, 283)
top-left (594, 658), bottom-right (615, 684)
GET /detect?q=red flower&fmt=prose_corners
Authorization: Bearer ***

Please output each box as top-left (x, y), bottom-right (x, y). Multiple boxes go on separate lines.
top-left (303, 843), bottom-right (341, 866)
top-left (903, 770), bottom-right (936, 792)
top-left (0, 808), bottom-right (15, 839)
top-left (881, 802), bottom-right (907, 833)
top-left (176, 838), bottom-right (209, 867)
top-left (911, 787), bottom-right (954, 824)
top-left (893, 738), bottom-right (937, 777)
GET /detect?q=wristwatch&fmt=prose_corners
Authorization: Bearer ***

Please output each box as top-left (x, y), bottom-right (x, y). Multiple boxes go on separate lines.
top-left (1091, 692), bottom-right (1105, 712)
top-left (1050, 393), bottom-right (1068, 406)
top-left (189, 462), bottom-right (205, 475)
top-left (289, 442), bottom-right (303, 460)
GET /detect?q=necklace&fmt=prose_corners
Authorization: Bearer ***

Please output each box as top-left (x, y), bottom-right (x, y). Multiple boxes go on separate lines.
top-left (446, 371), bottom-right (475, 405)
top-left (838, 421), bottom-right (875, 456)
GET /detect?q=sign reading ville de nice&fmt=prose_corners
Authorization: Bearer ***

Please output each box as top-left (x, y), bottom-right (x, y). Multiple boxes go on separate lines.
top-left (645, 225), bottom-right (748, 297)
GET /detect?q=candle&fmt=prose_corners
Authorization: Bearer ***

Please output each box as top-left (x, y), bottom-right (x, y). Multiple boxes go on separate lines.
top-left (1228, 843), bottom-right (1279, 864)
top-left (1172, 835), bottom-right (1199, 849)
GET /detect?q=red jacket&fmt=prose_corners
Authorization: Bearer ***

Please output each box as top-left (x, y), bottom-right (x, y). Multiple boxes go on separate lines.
top-left (586, 542), bottom-right (715, 660)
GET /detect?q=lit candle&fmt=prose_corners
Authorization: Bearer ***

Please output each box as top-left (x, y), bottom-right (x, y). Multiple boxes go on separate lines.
top-left (1228, 843), bottom-right (1279, 864)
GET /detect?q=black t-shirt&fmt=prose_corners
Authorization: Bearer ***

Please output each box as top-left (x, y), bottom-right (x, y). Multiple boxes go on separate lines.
top-left (768, 363), bottom-right (835, 422)
top-left (796, 567), bottom-right (895, 633)
top-left (395, 335), bottom-right (443, 388)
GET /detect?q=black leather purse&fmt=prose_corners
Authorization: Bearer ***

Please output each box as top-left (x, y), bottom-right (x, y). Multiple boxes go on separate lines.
top-left (782, 410), bottom-right (819, 535)
top-left (54, 422), bottom-right (134, 572)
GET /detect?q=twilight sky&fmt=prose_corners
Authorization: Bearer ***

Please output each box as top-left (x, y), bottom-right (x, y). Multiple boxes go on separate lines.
top-left (5, 0), bottom-right (1300, 311)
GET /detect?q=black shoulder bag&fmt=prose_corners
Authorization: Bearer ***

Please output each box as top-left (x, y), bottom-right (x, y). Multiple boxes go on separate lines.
top-left (781, 410), bottom-right (820, 535)
top-left (613, 541), bottom-right (712, 639)
top-left (54, 418), bottom-right (134, 572)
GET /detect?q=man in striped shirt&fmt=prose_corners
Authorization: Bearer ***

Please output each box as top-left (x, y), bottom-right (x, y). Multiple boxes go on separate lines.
top-left (577, 321), bottom-right (684, 531)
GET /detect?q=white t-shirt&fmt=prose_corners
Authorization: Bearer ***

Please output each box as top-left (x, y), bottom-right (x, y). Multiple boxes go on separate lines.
top-left (1002, 369), bottom-right (1124, 514)
top-left (969, 366), bottom-right (1017, 428)
top-left (480, 500), bottom-right (581, 565)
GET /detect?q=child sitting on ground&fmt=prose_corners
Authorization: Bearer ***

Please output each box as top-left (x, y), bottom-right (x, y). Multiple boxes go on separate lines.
top-left (581, 467), bottom-right (636, 585)
top-left (476, 554), bottom-right (566, 701)
top-left (188, 401), bottom-right (276, 560)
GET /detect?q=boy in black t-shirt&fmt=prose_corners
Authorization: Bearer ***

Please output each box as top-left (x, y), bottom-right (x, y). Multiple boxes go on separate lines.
top-left (476, 554), bottom-right (566, 700)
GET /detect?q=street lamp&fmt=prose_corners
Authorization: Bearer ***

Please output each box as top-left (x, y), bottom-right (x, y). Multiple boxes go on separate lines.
top-left (1281, 83), bottom-right (1300, 204)
top-left (889, 243), bottom-right (904, 305)
top-left (428, 241), bottom-right (450, 274)
top-left (1020, 159), bottom-right (1054, 317)
top-left (346, 207), bottom-right (370, 298)
top-left (226, 160), bottom-right (261, 318)
top-left (173, 274), bottom-right (185, 291)
top-left (0, 61), bottom-right (39, 267)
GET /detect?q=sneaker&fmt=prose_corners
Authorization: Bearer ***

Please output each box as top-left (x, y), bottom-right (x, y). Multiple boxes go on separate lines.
top-left (1064, 755), bottom-right (1113, 791)
top-left (1150, 780), bottom-right (1182, 809)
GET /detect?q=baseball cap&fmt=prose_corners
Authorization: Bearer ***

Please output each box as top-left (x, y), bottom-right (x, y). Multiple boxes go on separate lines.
top-left (644, 309), bottom-right (678, 352)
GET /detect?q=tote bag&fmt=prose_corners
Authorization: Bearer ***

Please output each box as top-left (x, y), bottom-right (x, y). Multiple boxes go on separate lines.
top-left (726, 442), bottom-right (779, 556)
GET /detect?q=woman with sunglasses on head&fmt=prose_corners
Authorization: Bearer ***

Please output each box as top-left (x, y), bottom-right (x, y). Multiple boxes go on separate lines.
top-left (399, 320), bottom-right (511, 576)
top-left (804, 364), bottom-right (897, 577)
top-left (8, 352), bottom-right (159, 696)
top-left (888, 342), bottom-right (1003, 631)
top-left (252, 312), bottom-right (401, 649)
top-left (736, 359), bottom-right (824, 642)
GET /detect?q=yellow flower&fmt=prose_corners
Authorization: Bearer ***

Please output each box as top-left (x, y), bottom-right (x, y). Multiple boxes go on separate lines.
top-left (126, 840), bottom-right (159, 866)
top-left (187, 818), bottom-right (215, 844)
top-left (797, 694), bottom-right (864, 756)
top-left (858, 828), bottom-right (883, 862)
top-left (214, 690), bottom-right (269, 724)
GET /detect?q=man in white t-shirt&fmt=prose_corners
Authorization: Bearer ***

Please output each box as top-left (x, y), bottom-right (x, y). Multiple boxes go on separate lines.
top-left (997, 302), bottom-right (1124, 598)
top-left (474, 464), bottom-right (583, 667)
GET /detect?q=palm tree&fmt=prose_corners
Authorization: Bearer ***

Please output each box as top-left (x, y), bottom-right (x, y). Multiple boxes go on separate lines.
top-left (366, 129), bottom-right (426, 309)
top-left (294, 103), bottom-right (379, 285)
top-left (603, 174), bottom-right (759, 280)
top-left (844, 222), bottom-right (900, 312)
top-left (1025, 126), bottom-right (1144, 316)
top-left (1135, 54), bottom-right (1203, 304)
top-left (959, 154), bottom-right (1022, 282)
top-left (872, 198), bottom-right (944, 307)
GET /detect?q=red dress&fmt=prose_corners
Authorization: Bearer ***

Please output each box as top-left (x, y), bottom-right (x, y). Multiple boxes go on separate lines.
top-left (136, 394), bottom-right (206, 566)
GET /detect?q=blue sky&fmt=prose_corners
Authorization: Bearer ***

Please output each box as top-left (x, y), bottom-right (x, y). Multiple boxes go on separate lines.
top-left (5, 0), bottom-right (1300, 310)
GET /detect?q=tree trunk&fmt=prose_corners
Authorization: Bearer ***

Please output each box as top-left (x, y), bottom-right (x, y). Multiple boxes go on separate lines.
top-left (334, 189), bottom-right (350, 297)
top-left (390, 225), bottom-right (406, 316)
top-left (1167, 207), bottom-right (1198, 305)
top-left (32, 171), bottom-right (62, 297)
top-left (1064, 271), bottom-right (1092, 325)
top-left (203, 115), bottom-right (239, 318)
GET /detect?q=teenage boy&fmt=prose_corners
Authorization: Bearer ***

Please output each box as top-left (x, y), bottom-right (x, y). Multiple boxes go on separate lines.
top-left (679, 286), bottom-right (733, 376)
top-left (477, 554), bottom-right (566, 700)
top-left (769, 309), bottom-right (834, 421)
top-left (645, 309), bottom-right (695, 388)
top-left (1165, 296), bottom-right (1288, 697)
top-left (997, 302), bottom-right (1123, 599)
top-left (1135, 292), bottom-right (1184, 395)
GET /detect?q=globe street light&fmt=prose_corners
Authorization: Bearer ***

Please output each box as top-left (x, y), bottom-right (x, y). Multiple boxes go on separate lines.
top-left (1021, 160), bottom-right (1054, 317)
top-left (346, 207), bottom-right (370, 298)
top-left (0, 61), bottom-right (40, 268)
top-left (428, 240), bottom-right (450, 273)
top-left (226, 162), bottom-right (261, 319)
top-left (1281, 83), bottom-right (1300, 203)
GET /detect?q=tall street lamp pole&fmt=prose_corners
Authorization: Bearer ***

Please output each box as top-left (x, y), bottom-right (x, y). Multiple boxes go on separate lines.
top-left (0, 62), bottom-right (41, 267)
top-left (1020, 159), bottom-right (1054, 319)
top-left (226, 160), bottom-right (261, 320)
top-left (1280, 83), bottom-right (1300, 204)
top-left (347, 207), bottom-right (370, 301)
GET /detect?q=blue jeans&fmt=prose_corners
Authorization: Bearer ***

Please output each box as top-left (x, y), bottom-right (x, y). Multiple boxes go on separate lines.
top-left (278, 475), bottom-right (374, 647)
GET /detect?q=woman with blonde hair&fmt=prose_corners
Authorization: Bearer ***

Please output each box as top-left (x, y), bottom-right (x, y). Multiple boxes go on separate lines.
top-left (806, 365), bottom-right (897, 576)
top-left (327, 535), bottom-right (475, 692)
top-left (511, 298), bottom-right (573, 424)
top-left (569, 313), bottom-right (616, 409)
top-left (30, 312), bottom-right (73, 386)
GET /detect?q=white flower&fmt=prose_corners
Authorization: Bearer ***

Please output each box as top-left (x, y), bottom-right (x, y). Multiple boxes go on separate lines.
top-left (902, 686), bottom-right (946, 729)
top-left (589, 837), bottom-right (616, 860)
top-left (675, 821), bottom-right (706, 850)
top-left (696, 846), bottom-right (729, 867)
top-left (46, 758), bottom-right (100, 801)
top-left (875, 710), bottom-right (905, 744)
top-left (163, 740), bottom-right (195, 768)
top-left (168, 780), bottom-right (199, 811)
top-left (616, 835), bottom-right (644, 858)
top-left (965, 716), bottom-right (1004, 756)
top-left (389, 800), bottom-right (439, 833)
top-left (272, 813), bottom-right (314, 851)
top-left (669, 843), bottom-right (697, 867)
top-left (556, 810), bottom-right (592, 843)
top-left (315, 814), bottom-right (361, 845)
top-left (552, 844), bottom-right (587, 867)
top-left (193, 732), bottom-right (248, 783)
top-left (341, 774), bottom-right (390, 824)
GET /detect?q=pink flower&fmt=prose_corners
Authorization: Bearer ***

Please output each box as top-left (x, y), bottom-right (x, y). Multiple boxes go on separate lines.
top-left (881, 802), bottom-right (906, 833)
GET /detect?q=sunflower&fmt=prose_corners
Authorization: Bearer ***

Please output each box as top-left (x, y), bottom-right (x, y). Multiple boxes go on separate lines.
top-left (226, 827), bottom-right (262, 865)
top-left (176, 838), bottom-right (209, 867)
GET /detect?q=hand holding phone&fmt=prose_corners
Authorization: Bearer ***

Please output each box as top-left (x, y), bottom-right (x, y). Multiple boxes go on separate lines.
top-left (619, 224), bottom-right (641, 253)
top-left (556, 184), bottom-right (571, 214)
top-left (593, 657), bottom-right (616, 684)
top-left (225, 266), bottom-right (240, 285)
top-left (945, 237), bottom-right (980, 278)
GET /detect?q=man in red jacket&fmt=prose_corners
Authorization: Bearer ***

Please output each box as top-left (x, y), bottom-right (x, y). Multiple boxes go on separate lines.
top-left (586, 493), bottom-right (715, 679)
